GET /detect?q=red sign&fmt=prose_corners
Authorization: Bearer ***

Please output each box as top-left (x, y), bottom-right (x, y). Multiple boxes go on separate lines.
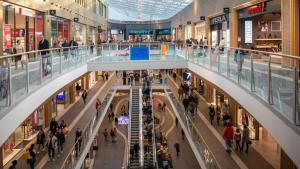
top-left (3, 24), bottom-right (12, 49)
top-left (247, 3), bottom-right (264, 15)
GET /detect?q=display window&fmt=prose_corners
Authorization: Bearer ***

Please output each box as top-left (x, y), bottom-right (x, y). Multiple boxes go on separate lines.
top-left (88, 26), bottom-right (96, 44)
top-left (2, 106), bottom-right (45, 164)
top-left (177, 28), bottom-right (183, 41)
top-left (210, 14), bottom-right (229, 47)
top-left (195, 22), bottom-right (206, 41)
top-left (51, 17), bottom-right (70, 46)
top-left (3, 2), bottom-right (44, 54)
top-left (237, 106), bottom-right (257, 139)
top-left (74, 23), bottom-right (87, 45)
top-left (237, 0), bottom-right (281, 51)
top-left (185, 24), bottom-right (192, 40)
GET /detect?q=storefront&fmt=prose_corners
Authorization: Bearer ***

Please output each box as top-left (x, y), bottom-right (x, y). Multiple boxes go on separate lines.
top-left (171, 28), bottom-right (176, 42)
top-left (155, 28), bottom-right (171, 42)
top-left (177, 25), bottom-right (183, 41)
top-left (88, 26), bottom-right (96, 44)
top-left (50, 16), bottom-right (70, 46)
top-left (2, 2), bottom-right (44, 55)
top-left (128, 30), bottom-right (154, 42)
top-left (2, 106), bottom-right (45, 165)
top-left (237, 106), bottom-right (259, 139)
top-left (73, 22), bottom-right (87, 45)
top-left (185, 22), bottom-right (192, 40)
top-left (195, 22), bottom-right (206, 41)
top-left (210, 14), bottom-right (230, 47)
top-left (237, 0), bottom-right (281, 51)
top-left (110, 29), bottom-right (124, 41)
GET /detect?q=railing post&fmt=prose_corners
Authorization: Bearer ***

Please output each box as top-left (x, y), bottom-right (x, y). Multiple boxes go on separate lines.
top-left (250, 54), bottom-right (255, 92)
top-left (217, 50), bottom-right (221, 73)
top-left (237, 50), bottom-right (241, 83)
top-left (40, 52), bottom-right (43, 84)
top-left (60, 49), bottom-right (63, 73)
top-left (267, 55), bottom-right (273, 105)
top-left (8, 62), bottom-right (12, 106)
top-left (227, 49), bottom-right (230, 78)
top-left (209, 48), bottom-right (212, 69)
top-left (293, 66), bottom-right (299, 125)
top-left (109, 45), bottom-right (111, 57)
top-left (50, 50), bottom-right (53, 79)
top-left (26, 55), bottom-right (29, 93)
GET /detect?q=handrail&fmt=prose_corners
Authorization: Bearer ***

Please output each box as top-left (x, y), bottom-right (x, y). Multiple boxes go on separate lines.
top-left (150, 88), bottom-right (157, 168)
top-left (139, 87), bottom-right (144, 168)
top-left (126, 87), bottom-right (132, 168)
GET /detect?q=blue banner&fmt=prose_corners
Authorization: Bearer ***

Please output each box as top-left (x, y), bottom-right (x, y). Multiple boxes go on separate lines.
top-left (130, 47), bottom-right (149, 60)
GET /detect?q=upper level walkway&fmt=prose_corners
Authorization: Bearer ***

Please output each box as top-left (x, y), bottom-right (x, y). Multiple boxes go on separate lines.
top-left (0, 43), bottom-right (300, 168)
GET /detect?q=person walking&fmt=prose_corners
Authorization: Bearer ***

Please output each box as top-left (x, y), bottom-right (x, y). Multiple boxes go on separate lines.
top-left (223, 123), bottom-right (234, 154)
top-left (82, 90), bottom-right (88, 105)
top-left (209, 104), bottom-right (215, 125)
top-left (174, 142), bottom-right (180, 157)
top-left (234, 128), bottom-right (242, 152)
top-left (27, 144), bottom-right (36, 169)
top-left (75, 83), bottom-right (81, 96)
top-left (110, 129), bottom-right (115, 143)
top-left (56, 129), bottom-right (65, 155)
top-left (61, 39), bottom-right (69, 60)
top-left (36, 129), bottom-right (46, 151)
top-left (38, 35), bottom-right (50, 76)
top-left (182, 98), bottom-right (189, 113)
top-left (162, 103), bottom-right (166, 112)
top-left (103, 129), bottom-right (108, 141)
top-left (241, 125), bottom-right (250, 153)
top-left (14, 40), bottom-right (25, 70)
top-left (8, 160), bottom-right (17, 169)
top-left (50, 118), bottom-right (59, 134)
top-left (216, 106), bottom-right (221, 126)
top-left (47, 133), bottom-right (57, 161)
top-left (75, 128), bottom-right (82, 156)
top-left (96, 98), bottom-right (101, 112)
top-left (181, 129), bottom-right (185, 140)
top-left (175, 117), bottom-right (178, 127)
top-left (110, 103), bottom-right (113, 111)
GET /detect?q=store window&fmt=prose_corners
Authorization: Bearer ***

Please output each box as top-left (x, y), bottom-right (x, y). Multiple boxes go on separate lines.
top-left (185, 24), bottom-right (192, 40)
top-left (74, 23), bottom-right (86, 45)
top-left (237, 0), bottom-right (281, 51)
top-left (51, 17), bottom-right (70, 46)
top-left (3, 2), bottom-right (44, 55)
top-left (195, 22), bottom-right (206, 41)
top-left (88, 26), bottom-right (96, 44)
top-left (210, 14), bottom-right (229, 47)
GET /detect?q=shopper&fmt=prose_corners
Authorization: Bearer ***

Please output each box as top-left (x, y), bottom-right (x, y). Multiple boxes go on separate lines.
top-left (47, 133), bottom-right (57, 161)
top-left (178, 85), bottom-right (183, 100)
top-left (174, 142), bottom-right (180, 157)
top-left (50, 118), bottom-right (59, 134)
top-left (75, 83), bottom-right (81, 96)
top-left (14, 40), bottom-right (25, 70)
top-left (234, 128), bottom-right (242, 152)
top-left (181, 128), bottom-right (185, 140)
top-left (96, 98), bottom-right (101, 112)
top-left (36, 129), bottom-right (46, 151)
top-left (56, 129), bottom-right (65, 154)
top-left (82, 90), bottom-right (88, 105)
top-left (133, 142), bottom-right (140, 158)
top-left (162, 102), bottom-right (166, 112)
top-left (175, 117), bottom-right (178, 126)
top-left (61, 39), bottom-right (69, 60)
top-left (209, 104), bottom-right (215, 125)
top-left (103, 128), bottom-right (108, 141)
top-left (8, 160), bottom-right (17, 169)
top-left (110, 103), bottom-right (113, 111)
top-left (69, 38), bottom-right (78, 57)
top-left (223, 123), bottom-right (234, 153)
top-left (241, 125), bottom-right (250, 153)
top-left (38, 36), bottom-right (50, 76)
top-left (110, 129), bottom-right (116, 143)
top-left (182, 98), bottom-right (189, 113)
top-left (105, 72), bottom-right (109, 80)
top-left (27, 144), bottom-right (36, 169)
top-left (216, 106), bottom-right (221, 126)
top-left (75, 128), bottom-right (82, 156)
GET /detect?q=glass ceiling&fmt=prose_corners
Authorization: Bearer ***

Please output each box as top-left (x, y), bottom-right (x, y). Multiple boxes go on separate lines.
top-left (107, 0), bottom-right (193, 21)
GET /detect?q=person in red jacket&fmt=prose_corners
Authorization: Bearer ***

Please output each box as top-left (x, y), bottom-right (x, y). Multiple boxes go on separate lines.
top-left (223, 122), bottom-right (234, 153)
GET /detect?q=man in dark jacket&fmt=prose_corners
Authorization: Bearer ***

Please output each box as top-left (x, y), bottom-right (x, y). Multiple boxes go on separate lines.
top-left (69, 38), bottom-right (78, 57)
top-left (61, 39), bottom-right (69, 60)
top-left (50, 118), bottom-right (59, 134)
top-left (38, 36), bottom-right (50, 76)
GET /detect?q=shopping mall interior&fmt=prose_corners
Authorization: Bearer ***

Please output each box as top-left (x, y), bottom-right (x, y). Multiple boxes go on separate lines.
top-left (0, 0), bottom-right (299, 169)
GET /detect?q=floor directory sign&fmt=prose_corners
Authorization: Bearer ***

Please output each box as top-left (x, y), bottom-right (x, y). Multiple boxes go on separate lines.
top-left (130, 46), bottom-right (150, 60)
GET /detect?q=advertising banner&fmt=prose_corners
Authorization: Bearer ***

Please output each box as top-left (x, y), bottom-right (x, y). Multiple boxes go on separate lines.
top-left (3, 24), bottom-right (12, 49)
top-left (130, 47), bottom-right (149, 60)
top-left (161, 44), bottom-right (167, 56)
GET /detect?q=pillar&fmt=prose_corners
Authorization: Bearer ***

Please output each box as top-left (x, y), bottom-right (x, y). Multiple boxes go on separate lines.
top-left (228, 98), bottom-right (238, 127)
top-left (280, 149), bottom-right (297, 169)
top-left (231, 8), bottom-right (239, 48)
top-left (290, 0), bottom-right (299, 57)
top-left (205, 83), bottom-right (213, 103)
top-left (44, 100), bottom-right (52, 128)
top-left (44, 15), bottom-right (52, 42)
top-left (0, 146), bottom-right (3, 169)
top-left (83, 74), bottom-right (90, 90)
top-left (254, 120), bottom-right (260, 140)
top-left (69, 84), bottom-right (75, 104)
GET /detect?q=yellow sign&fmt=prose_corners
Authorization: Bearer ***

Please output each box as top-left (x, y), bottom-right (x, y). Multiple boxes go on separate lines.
top-left (161, 44), bottom-right (167, 56)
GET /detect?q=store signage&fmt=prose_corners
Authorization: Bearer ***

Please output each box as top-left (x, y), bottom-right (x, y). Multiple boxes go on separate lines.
top-left (20, 8), bottom-right (34, 17)
top-left (156, 28), bottom-right (171, 35)
top-left (74, 17), bottom-right (79, 22)
top-left (49, 10), bottom-right (56, 16)
top-left (211, 15), bottom-right (227, 25)
top-left (247, 3), bottom-right (265, 15)
top-left (223, 7), bottom-right (230, 13)
top-left (244, 20), bottom-right (253, 43)
top-left (3, 24), bottom-right (12, 49)
top-left (200, 16), bottom-right (205, 21)
top-left (128, 30), bottom-right (153, 35)
top-left (187, 21), bottom-right (192, 25)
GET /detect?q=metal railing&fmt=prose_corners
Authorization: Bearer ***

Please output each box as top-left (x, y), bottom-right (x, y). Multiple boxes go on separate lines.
top-left (164, 84), bottom-right (221, 169)
top-left (150, 88), bottom-right (157, 168)
top-left (126, 87), bottom-right (132, 168)
top-left (139, 87), bottom-right (144, 168)
top-left (186, 45), bottom-right (300, 125)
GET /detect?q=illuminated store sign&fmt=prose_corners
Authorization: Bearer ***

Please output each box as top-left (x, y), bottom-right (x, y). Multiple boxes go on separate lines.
top-left (244, 20), bottom-right (253, 43)
top-left (247, 3), bottom-right (265, 15)
top-left (211, 15), bottom-right (227, 25)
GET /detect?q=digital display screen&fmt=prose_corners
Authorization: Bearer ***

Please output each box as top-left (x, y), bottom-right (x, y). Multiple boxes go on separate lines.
top-left (130, 47), bottom-right (149, 60)
top-left (56, 92), bottom-right (65, 101)
top-left (118, 116), bottom-right (129, 125)
top-left (183, 71), bottom-right (191, 81)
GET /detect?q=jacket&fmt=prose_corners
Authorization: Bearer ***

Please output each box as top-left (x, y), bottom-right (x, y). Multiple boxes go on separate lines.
top-left (224, 125), bottom-right (234, 140)
top-left (38, 39), bottom-right (49, 55)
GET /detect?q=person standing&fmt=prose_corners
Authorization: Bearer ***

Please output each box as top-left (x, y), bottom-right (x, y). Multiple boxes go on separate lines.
top-left (133, 142), bottom-right (140, 158)
top-left (47, 133), bottom-right (57, 161)
top-left (75, 83), bottom-right (81, 96)
top-left (14, 40), bottom-right (25, 70)
top-left (56, 129), bottom-right (65, 155)
top-left (27, 144), bottom-right (36, 169)
top-left (38, 35), bottom-right (50, 76)
top-left (82, 90), bottom-right (88, 105)
top-left (50, 118), bottom-right (59, 134)
top-left (61, 39), bottom-right (69, 60)
top-left (75, 128), bottom-right (82, 156)
top-left (209, 104), bottom-right (215, 125)
top-left (174, 142), bottom-right (180, 157)
top-left (96, 98), bottom-right (101, 112)
top-left (216, 106), bottom-right (221, 126)
top-left (223, 123), bottom-right (234, 153)
top-left (36, 129), bottom-right (46, 151)
top-left (8, 160), bottom-right (17, 169)
top-left (110, 103), bottom-right (113, 111)
top-left (175, 117), bottom-right (178, 127)
top-left (181, 128), bottom-right (185, 140)
top-left (241, 125), bottom-right (250, 153)
top-left (103, 129), bottom-right (108, 141)
top-left (234, 128), bottom-right (242, 152)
